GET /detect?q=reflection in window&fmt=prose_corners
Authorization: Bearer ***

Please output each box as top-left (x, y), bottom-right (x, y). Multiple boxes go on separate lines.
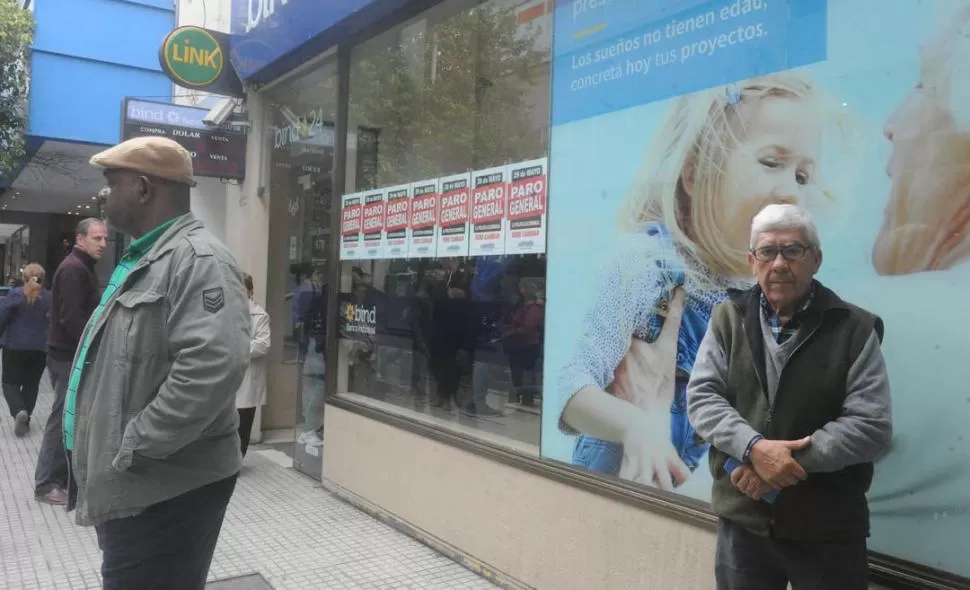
top-left (337, 0), bottom-right (551, 452)
top-left (263, 62), bottom-right (337, 466)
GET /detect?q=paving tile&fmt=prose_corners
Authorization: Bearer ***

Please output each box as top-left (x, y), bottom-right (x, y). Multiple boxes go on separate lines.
top-left (0, 373), bottom-right (497, 589)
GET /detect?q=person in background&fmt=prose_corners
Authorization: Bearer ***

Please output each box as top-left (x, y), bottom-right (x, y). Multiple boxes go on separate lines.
top-left (236, 273), bottom-right (271, 458)
top-left (293, 265), bottom-right (325, 363)
top-left (503, 279), bottom-right (544, 408)
top-left (407, 268), bottom-right (435, 402)
top-left (429, 259), bottom-right (474, 411)
top-left (51, 235), bottom-right (73, 272)
top-left (71, 136), bottom-right (249, 589)
top-left (687, 204), bottom-right (892, 589)
top-left (0, 264), bottom-right (52, 437)
top-left (298, 266), bottom-right (328, 443)
top-left (35, 217), bottom-right (107, 506)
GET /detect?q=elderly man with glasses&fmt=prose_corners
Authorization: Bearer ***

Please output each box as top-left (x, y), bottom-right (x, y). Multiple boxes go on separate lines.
top-left (687, 203), bottom-right (893, 589)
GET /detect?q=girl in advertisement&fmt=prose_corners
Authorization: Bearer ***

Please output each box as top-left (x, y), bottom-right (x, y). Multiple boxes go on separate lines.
top-left (557, 72), bottom-right (843, 492)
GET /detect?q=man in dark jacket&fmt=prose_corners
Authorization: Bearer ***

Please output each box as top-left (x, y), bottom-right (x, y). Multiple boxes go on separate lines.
top-left (687, 204), bottom-right (892, 589)
top-left (34, 217), bottom-right (107, 505)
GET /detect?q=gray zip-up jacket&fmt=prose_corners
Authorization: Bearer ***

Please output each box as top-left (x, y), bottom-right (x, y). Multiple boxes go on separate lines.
top-left (69, 214), bottom-right (250, 527)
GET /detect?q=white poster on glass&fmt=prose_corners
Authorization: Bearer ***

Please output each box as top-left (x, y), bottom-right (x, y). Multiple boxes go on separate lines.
top-left (436, 172), bottom-right (471, 258)
top-left (506, 157), bottom-right (548, 255)
top-left (469, 165), bottom-right (508, 256)
top-left (339, 192), bottom-right (363, 260)
top-left (409, 179), bottom-right (438, 259)
top-left (360, 189), bottom-right (386, 260)
top-left (384, 184), bottom-right (411, 259)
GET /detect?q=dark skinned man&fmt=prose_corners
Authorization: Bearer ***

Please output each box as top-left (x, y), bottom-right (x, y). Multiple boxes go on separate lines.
top-left (65, 136), bottom-right (250, 590)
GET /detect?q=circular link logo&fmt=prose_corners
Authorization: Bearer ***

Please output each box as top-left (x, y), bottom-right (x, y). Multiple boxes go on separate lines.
top-left (161, 27), bottom-right (224, 88)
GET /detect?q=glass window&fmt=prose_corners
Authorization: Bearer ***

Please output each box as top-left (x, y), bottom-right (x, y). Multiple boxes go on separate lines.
top-left (263, 59), bottom-right (337, 477)
top-left (337, 0), bottom-right (552, 453)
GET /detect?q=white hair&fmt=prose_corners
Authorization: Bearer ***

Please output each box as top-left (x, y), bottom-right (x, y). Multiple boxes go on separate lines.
top-left (749, 204), bottom-right (820, 249)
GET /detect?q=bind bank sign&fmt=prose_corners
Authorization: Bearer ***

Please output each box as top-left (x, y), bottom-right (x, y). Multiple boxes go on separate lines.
top-left (229, 0), bottom-right (383, 80)
top-left (340, 301), bottom-right (377, 336)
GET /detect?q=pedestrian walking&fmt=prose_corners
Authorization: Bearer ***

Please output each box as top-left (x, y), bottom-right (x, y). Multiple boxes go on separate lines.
top-left (236, 272), bottom-right (270, 458)
top-left (68, 136), bottom-right (250, 590)
top-left (35, 217), bottom-right (106, 506)
top-left (687, 204), bottom-right (893, 589)
top-left (0, 264), bottom-right (52, 437)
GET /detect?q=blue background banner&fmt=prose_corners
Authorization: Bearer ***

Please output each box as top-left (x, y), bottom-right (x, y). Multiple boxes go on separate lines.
top-left (551, 0), bottom-right (827, 124)
top-left (543, 0), bottom-right (970, 579)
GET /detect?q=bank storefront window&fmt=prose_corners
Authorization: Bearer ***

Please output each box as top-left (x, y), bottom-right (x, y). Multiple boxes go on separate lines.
top-left (263, 60), bottom-right (337, 477)
top-left (335, 0), bottom-right (552, 453)
top-left (539, 0), bottom-right (970, 584)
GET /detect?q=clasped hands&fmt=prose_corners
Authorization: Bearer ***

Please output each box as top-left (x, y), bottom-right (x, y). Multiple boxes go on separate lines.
top-left (731, 437), bottom-right (812, 501)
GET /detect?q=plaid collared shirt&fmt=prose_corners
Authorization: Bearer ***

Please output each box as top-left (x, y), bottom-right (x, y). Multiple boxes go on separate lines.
top-left (760, 284), bottom-right (816, 344)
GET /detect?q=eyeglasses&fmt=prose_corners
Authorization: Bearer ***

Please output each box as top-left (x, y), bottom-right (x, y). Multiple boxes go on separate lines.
top-left (751, 243), bottom-right (813, 262)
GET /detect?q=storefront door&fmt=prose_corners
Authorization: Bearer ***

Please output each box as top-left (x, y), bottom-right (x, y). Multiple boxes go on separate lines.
top-left (263, 58), bottom-right (338, 480)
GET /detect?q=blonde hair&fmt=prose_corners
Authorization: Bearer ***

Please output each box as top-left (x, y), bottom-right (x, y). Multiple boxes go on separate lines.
top-left (22, 264), bottom-right (45, 305)
top-left (620, 72), bottom-right (840, 282)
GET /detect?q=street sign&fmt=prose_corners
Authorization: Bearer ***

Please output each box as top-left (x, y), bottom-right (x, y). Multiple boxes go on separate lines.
top-left (121, 98), bottom-right (246, 181)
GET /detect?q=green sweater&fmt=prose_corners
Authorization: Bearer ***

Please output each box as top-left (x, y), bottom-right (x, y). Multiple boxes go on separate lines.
top-left (687, 282), bottom-right (892, 540)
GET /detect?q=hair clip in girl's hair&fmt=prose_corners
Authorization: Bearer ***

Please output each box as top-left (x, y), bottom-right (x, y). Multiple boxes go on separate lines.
top-left (724, 84), bottom-right (742, 106)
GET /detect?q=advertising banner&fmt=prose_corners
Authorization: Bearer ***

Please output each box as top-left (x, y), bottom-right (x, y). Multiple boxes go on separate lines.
top-left (360, 190), bottom-right (386, 260)
top-left (339, 193), bottom-right (363, 260)
top-left (541, 0), bottom-right (970, 580)
top-left (409, 179), bottom-right (439, 259)
top-left (436, 173), bottom-right (471, 258)
top-left (469, 166), bottom-right (508, 256)
top-left (384, 184), bottom-right (411, 259)
top-left (506, 158), bottom-right (548, 255)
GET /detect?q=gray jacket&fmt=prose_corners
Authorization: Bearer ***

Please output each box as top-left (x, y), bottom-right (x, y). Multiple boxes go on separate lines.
top-left (69, 214), bottom-right (250, 526)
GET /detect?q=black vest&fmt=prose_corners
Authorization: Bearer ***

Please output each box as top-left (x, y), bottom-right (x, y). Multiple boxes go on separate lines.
top-left (708, 282), bottom-right (883, 541)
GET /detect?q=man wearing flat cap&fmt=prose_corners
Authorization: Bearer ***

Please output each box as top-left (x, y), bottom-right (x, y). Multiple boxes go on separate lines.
top-left (64, 136), bottom-right (250, 590)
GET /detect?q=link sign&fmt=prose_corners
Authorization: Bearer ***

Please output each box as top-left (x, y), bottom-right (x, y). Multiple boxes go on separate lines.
top-left (159, 26), bottom-right (243, 97)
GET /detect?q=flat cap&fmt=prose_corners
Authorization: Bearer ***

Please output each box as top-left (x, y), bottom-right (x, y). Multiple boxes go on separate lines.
top-left (90, 136), bottom-right (196, 187)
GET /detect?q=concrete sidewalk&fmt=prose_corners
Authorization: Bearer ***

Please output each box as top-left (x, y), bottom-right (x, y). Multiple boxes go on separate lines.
top-left (0, 375), bottom-right (497, 589)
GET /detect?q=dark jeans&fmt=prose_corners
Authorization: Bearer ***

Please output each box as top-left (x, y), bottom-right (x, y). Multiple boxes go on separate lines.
top-left (715, 518), bottom-right (869, 590)
top-left (2, 348), bottom-right (47, 417)
top-left (237, 407), bottom-right (256, 457)
top-left (96, 474), bottom-right (238, 590)
top-left (506, 343), bottom-right (540, 406)
top-left (35, 358), bottom-right (71, 495)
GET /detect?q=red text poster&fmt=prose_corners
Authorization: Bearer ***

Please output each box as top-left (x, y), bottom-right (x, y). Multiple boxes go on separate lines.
top-left (384, 184), bottom-right (411, 259)
top-left (506, 157), bottom-right (548, 255)
top-left (361, 190), bottom-right (386, 260)
top-left (436, 172), bottom-right (471, 258)
top-left (340, 193), bottom-right (363, 260)
top-left (409, 179), bottom-right (438, 259)
top-left (469, 165), bottom-right (508, 256)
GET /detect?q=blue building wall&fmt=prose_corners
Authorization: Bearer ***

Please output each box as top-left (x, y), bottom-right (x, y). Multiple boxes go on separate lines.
top-left (27, 0), bottom-right (174, 146)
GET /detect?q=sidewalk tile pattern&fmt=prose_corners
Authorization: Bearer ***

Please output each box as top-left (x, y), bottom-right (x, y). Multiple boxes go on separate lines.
top-left (0, 374), bottom-right (497, 589)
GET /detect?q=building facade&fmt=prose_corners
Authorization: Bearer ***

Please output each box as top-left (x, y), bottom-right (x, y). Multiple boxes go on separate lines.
top-left (0, 0), bottom-right (175, 281)
top-left (226, 0), bottom-right (970, 588)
